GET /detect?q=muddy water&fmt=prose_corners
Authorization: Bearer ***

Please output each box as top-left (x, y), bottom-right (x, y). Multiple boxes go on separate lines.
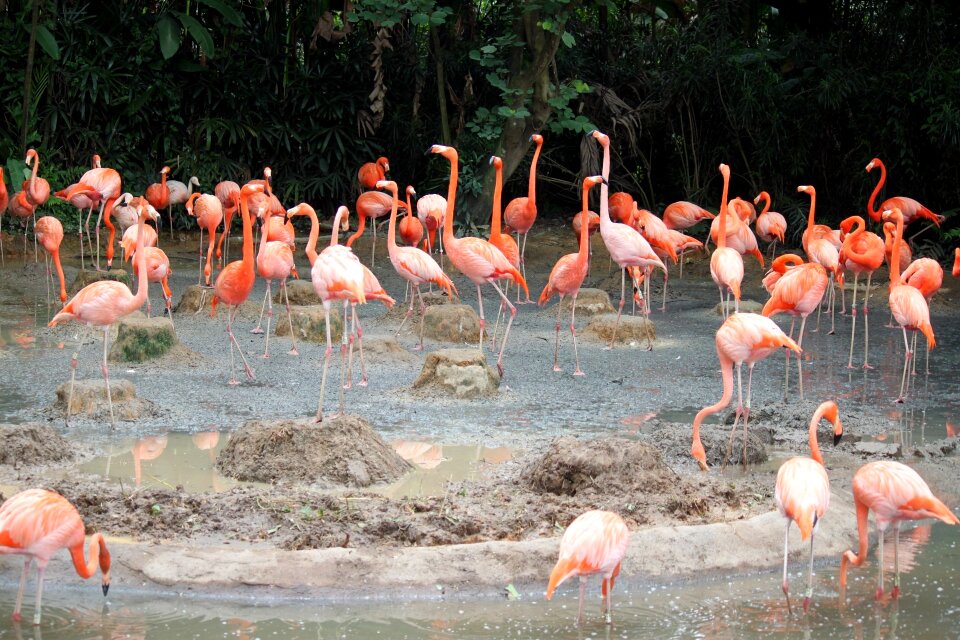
top-left (0, 520), bottom-right (957, 639)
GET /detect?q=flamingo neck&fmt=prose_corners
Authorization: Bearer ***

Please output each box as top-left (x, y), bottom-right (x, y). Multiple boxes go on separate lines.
top-left (840, 498), bottom-right (871, 589)
top-left (187, 179), bottom-right (196, 199)
top-left (103, 197), bottom-right (118, 267)
top-left (405, 191), bottom-right (414, 222)
top-left (692, 351), bottom-right (733, 466)
top-left (598, 142), bottom-right (611, 227)
top-left (257, 204), bottom-right (271, 264)
top-left (329, 208), bottom-right (343, 247)
top-left (130, 211), bottom-right (151, 311)
top-left (527, 139), bottom-right (542, 204)
top-left (387, 188), bottom-right (399, 252)
top-left (442, 153), bottom-right (458, 245)
top-left (867, 160), bottom-right (885, 222)
top-left (160, 171), bottom-right (167, 191)
top-left (807, 405), bottom-right (828, 465)
top-left (491, 164), bottom-right (503, 238)
top-left (186, 192), bottom-right (201, 217)
top-left (29, 153), bottom-right (39, 194)
top-left (805, 190), bottom-right (817, 233)
top-left (718, 171), bottom-right (730, 250)
top-left (69, 532), bottom-right (108, 580)
top-left (346, 207), bottom-right (366, 246)
top-left (577, 183), bottom-right (591, 261)
top-left (758, 192), bottom-right (770, 216)
top-left (890, 213), bottom-right (904, 285)
top-left (302, 207), bottom-right (319, 266)
top-left (239, 190), bottom-right (255, 276)
top-left (52, 248), bottom-right (67, 302)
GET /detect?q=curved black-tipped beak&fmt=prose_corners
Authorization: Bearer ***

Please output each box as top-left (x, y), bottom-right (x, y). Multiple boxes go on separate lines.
top-left (424, 147), bottom-right (434, 156)
top-left (102, 583), bottom-right (110, 596)
top-left (489, 156), bottom-right (495, 165)
top-left (601, 177), bottom-right (608, 185)
top-left (833, 433), bottom-right (843, 446)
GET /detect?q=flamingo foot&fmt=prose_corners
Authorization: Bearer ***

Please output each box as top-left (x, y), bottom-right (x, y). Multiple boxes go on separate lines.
top-left (288, 348), bottom-right (299, 356)
top-left (262, 353), bottom-right (270, 359)
top-left (828, 329), bottom-right (836, 336)
top-left (803, 596), bottom-right (811, 613)
top-left (891, 586), bottom-right (900, 599)
top-left (497, 362), bottom-right (504, 377)
top-left (553, 365), bottom-right (562, 373)
top-left (875, 587), bottom-right (884, 600)
top-left (847, 364), bottom-right (857, 370)
top-left (359, 378), bottom-right (369, 388)
top-left (243, 364), bottom-right (255, 380)
top-left (895, 397), bottom-right (905, 404)
top-left (228, 378), bottom-right (241, 386)
top-left (573, 369), bottom-right (585, 377)
top-left (250, 327), bottom-right (264, 335)
top-left (12, 612), bottom-right (21, 622)
top-left (863, 363), bottom-right (874, 370)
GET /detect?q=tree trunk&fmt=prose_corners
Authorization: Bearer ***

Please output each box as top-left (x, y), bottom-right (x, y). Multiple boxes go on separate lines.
top-left (431, 24), bottom-right (451, 146)
top-left (20, 0), bottom-right (40, 149)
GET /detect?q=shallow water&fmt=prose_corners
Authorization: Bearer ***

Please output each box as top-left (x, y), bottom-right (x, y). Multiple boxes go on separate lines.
top-left (0, 519), bottom-right (957, 639)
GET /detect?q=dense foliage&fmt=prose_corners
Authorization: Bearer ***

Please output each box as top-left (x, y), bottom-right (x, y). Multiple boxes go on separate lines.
top-left (1, 0), bottom-right (957, 252)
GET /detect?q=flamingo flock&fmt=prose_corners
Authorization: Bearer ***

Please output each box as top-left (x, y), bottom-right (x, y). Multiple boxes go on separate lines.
top-left (1, 135), bottom-right (959, 629)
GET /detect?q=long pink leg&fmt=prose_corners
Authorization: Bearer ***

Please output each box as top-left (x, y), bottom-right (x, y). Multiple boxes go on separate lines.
top-left (338, 305), bottom-right (349, 415)
top-left (262, 280), bottom-right (274, 358)
top-left (897, 327), bottom-right (911, 403)
top-left (577, 577), bottom-right (586, 626)
top-left (197, 227), bottom-right (204, 285)
top-left (742, 363), bottom-right (755, 468)
top-left (784, 316), bottom-right (796, 399)
top-left (847, 273), bottom-right (860, 368)
top-left (31, 563), bottom-right (46, 625)
top-left (828, 272), bottom-right (837, 335)
top-left (205, 226), bottom-right (217, 286)
top-left (660, 266), bottom-right (668, 312)
top-left (491, 294), bottom-right (505, 351)
top-left (396, 281), bottom-right (417, 338)
top-left (226, 305), bottom-right (255, 384)
top-left (722, 362), bottom-right (745, 471)
top-left (282, 280), bottom-right (298, 355)
top-left (64, 329), bottom-right (89, 427)
top-left (344, 304), bottom-right (354, 388)
top-left (803, 528), bottom-right (816, 611)
top-left (515, 231), bottom-right (523, 303)
top-left (571, 292), bottom-right (584, 376)
top-left (101, 326), bottom-right (116, 428)
top-left (607, 268), bottom-right (626, 350)
top-left (250, 287), bottom-right (268, 334)
top-left (12, 558), bottom-right (30, 622)
top-left (416, 286), bottom-right (427, 350)
top-left (781, 521), bottom-right (793, 615)
top-left (476, 284), bottom-right (486, 348)
top-left (892, 521), bottom-right (902, 598)
top-left (876, 528), bottom-right (886, 599)
top-left (316, 301), bottom-right (333, 422)
top-left (489, 280), bottom-right (516, 376)
top-left (796, 316), bottom-right (808, 400)
top-left (519, 232), bottom-right (531, 302)
top-left (353, 305), bottom-right (368, 386)
top-left (552, 295), bottom-right (564, 372)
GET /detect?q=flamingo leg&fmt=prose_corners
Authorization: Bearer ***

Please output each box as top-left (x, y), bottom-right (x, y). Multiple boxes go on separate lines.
top-left (660, 266), bottom-right (668, 312)
top-left (678, 248), bottom-right (685, 279)
top-left (101, 326), bottom-right (116, 428)
top-left (31, 563), bottom-right (46, 626)
top-left (162, 276), bottom-right (173, 322)
top-left (741, 362), bottom-right (755, 468)
top-left (892, 522), bottom-right (901, 598)
top-left (605, 577), bottom-right (614, 625)
top-left (64, 329), bottom-right (90, 427)
top-left (44, 252), bottom-right (51, 304)
top-left (197, 227), bottom-right (204, 285)
top-left (577, 576), bottom-right (586, 626)
top-left (476, 284), bottom-right (486, 348)
top-left (316, 302), bottom-right (333, 422)
top-left (338, 305), bottom-right (349, 415)
top-left (552, 295), bottom-right (563, 372)
top-left (93, 199), bottom-right (107, 271)
top-left (520, 232), bottom-right (530, 302)
top-left (416, 286), bottom-right (427, 351)
top-left (344, 304), bottom-right (354, 388)
top-left (250, 287), bottom-right (268, 334)
top-left (828, 273), bottom-right (837, 335)
top-left (353, 305), bottom-right (368, 386)
top-left (571, 293), bottom-right (584, 376)
top-left (84, 206), bottom-right (96, 267)
top-left (925, 334), bottom-right (931, 375)
top-left (13, 558), bottom-right (30, 622)
top-left (839, 271), bottom-right (847, 315)
top-left (226, 305), bottom-right (254, 385)
top-left (262, 280), bottom-right (274, 358)
top-left (781, 520), bottom-right (793, 615)
top-left (205, 227), bottom-right (216, 286)
top-left (438, 228), bottom-right (444, 271)
top-left (876, 527), bottom-right (886, 599)
top-left (77, 208), bottom-right (85, 270)
top-left (397, 283), bottom-right (417, 339)
top-left (608, 268), bottom-right (626, 350)
top-left (862, 272), bottom-right (874, 369)
top-left (491, 293), bottom-right (505, 351)
top-left (167, 203), bottom-right (173, 241)
top-left (371, 218), bottom-right (377, 268)
top-left (282, 280), bottom-right (298, 356)
top-left (722, 362), bottom-right (745, 471)
top-left (897, 327), bottom-right (911, 403)
top-left (32, 210), bottom-right (38, 262)
top-left (489, 280), bottom-right (516, 377)
top-left (796, 316), bottom-right (808, 400)
top-left (803, 525), bottom-right (816, 612)
top-left (785, 316), bottom-right (796, 400)
top-left (718, 286), bottom-right (727, 320)
top-left (910, 332), bottom-right (918, 377)
top-left (847, 273), bottom-right (860, 368)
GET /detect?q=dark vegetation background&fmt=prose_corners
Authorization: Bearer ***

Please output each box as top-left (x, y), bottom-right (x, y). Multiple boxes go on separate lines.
top-left (1, 0), bottom-right (957, 256)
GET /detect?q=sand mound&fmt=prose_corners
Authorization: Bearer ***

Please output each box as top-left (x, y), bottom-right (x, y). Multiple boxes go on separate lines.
top-left (523, 436), bottom-right (675, 497)
top-left (0, 424), bottom-right (74, 466)
top-left (216, 416), bottom-right (411, 487)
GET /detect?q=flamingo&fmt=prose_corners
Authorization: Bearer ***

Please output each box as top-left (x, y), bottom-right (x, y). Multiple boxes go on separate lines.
top-left (377, 180), bottom-right (456, 351)
top-left (711, 164), bottom-right (744, 319)
top-left (900, 256), bottom-right (943, 375)
top-left (762, 254), bottom-right (828, 400)
top-left (417, 192), bottom-right (446, 264)
top-left (53, 184), bottom-right (100, 271)
top-left (882, 221), bottom-right (912, 277)
top-left (185, 192), bottom-right (224, 287)
top-left (56, 161), bottom-right (123, 270)
top-left (399, 185), bottom-right (424, 248)
top-left (165, 175), bottom-right (200, 239)
top-left (953, 247), bottom-right (960, 277)
top-left (775, 400), bottom-right (843, 613)
top-left (488, 156), bottom-right (521, 349)
top-left (128, 244), bottom-right (173, 321)
top-left (346, 189), bottom-right (397, 267)
top-left (211, 182), bottom-right (264, 385)
top-left (608, 191), bottom-right (635, 224)
top-left (754, 191), bottom-right (786, 260)
top-left (34, 216), bottom-right (67, 304)
top-left (690, 313), bottom-right (801, 470)
top-left (429, 144), bottom-right (528, 376)
top-left (0, 167), bottom-right (7, 265)
top-left (23, 149), bottom-right (50, 261)
top-left (287, 204), bottom-right (365, 422)
top-left (214, 180), bottom-right (241, 264)
top-left (663, 201), bottom-right (714, 231)
top-left (709, 203), bottom-right (765, 267)
top-left (632, 205), bottom-right (677, 313)
top-left (839, 461), bottom-right (958, 600)
top-left (503, 133), bottom-right (543, 300)
top-left (252, 194), bottom-right (298, 359)
top-left (883, 207), bottom-right (936, 403)
top-left (358, 156), bottom-right (389, 190)
top-left (798, 185), bottom-right (842, 334)
top-left (0, 488), bottom-right (111, 625)
top-left (839, 215), bottom-right (884, 369)
top-left (145, 166), bottom-right (171, 237)
top-left (111, 193), bottom-right (137, 237)
top-left (546, 510), bottom-right (629, 626)
top-left (120, 214), bottom-right (159, 263)
top-left (592, 130), bottom-right (665, 349)
top-left (49, 200), bottom-right (158, 426)
top-left (539, 175), bottom-right (605, 375)
top-left (762, 254), bottom-right (805, 294)
top-left (8, 192), bottom-right (34, 256)
top-left (866, 158), bottom-right (944, 226)
top-left (728, 196), bottom-right (756, 224)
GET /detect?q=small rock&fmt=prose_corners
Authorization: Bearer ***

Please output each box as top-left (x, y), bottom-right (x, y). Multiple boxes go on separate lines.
top-left (713, 299), bottom-right (764, 315)
top-left (175, 284), bottom-right (259, 318)
top-left (70, 268), bottom-right (129, 293)
top-left (274, 304), bottom-right (344, 343)
top-left (854, 441), bottom-right (902, 458)
top-left (273, 280), bottom-right (321, 306)
top-left (109, 312), bottom-right (177, 362)
top-left (912, 438), bottom-right (957, 459)
top-left (559, 288), bottom-right (615, 316)
top-left (413, 348), bottom-right (500, 398)
top-left (420, 304), bottom-right (481, 343)
top-left (53, 379), bottom-right (153, 421)
top-left (584, 314), bottom-right (656, 346)
top-left (361, 336), bottom-right (417, 363)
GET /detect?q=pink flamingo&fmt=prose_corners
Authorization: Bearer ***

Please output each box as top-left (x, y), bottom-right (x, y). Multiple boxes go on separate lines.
top-left (0, 167), bottom-right (7, 265)
top-left (0, 488), bottom-right (111, 625)
top-left (901, 256), bottom-right (943, 374)
top-left (754, 191), bottom-right (786, 260)
top-left (663, 201), bottom-right (714, 231)
top-left (539, 175), bottom-right (605, 375)
top-left (128, 244), bottom-right (173, 320)
top-left (186, 192), bottom-right (224, 287)
top-left (49, 200), bottom-right (158, 426)
top-left (56, 162), bottom-right (122, 270)
top-left (866, 158), bottom-right (944, 226)
top-left (762, 254), bottom-right (804, 294)
top-left (839, 215), bottom-right (884, 369)
top-left (503, 133), bottom-right (543, 300)
top-left (632, 205), bottom-right (677, 313)
top-left (592, 130), bottom-right (665, 348)
top-left (417, 192), bottom-right (446, 264)
top-left (53, 180), bottom-right (101, 270)
top-left (546, 510), bottom-right (629, 626)
top-left (346, 189), bottom-right (397, 267)
top-left (709, 203), bottom-right (765, 267)
top-left (953, 248), bottom-right (959, 278)
top-left (399, 185), bottom-right (424, 248)
top-left (429, 145), bottom-right (528, 376)
top-left (23, 149), bottom-right (50, 261)
top-left (377, 180), bottom-right (456, 350)
top-left (34, 216), bottom-right (67, 304)
top-left (488, 156), bottom-right (521, 349)
top-left (798, 185), bottom-right (842, 334)
top-left (253, 194), bottom-right (298, 359)
top-left (711, 164), bottom-right (744, 319)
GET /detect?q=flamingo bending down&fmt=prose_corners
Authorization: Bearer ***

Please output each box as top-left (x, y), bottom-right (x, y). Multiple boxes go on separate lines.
top-left (288, 204), bottom-right (365, 421)
top-left (839, 216), bottom-right (884, 369)
top-left (49, 201), bottom-right (158, 426)
top-left (211, 183), bottom-right (264, 385)
top-left (754, 191), bottom-right (787, 260)
top-left (417, 193), bottom-right (446, 266)
top-left (24, 149), bottom-right (50, 261)
top-left (488, 157), bottom-right (521, 349)
top-left (58, 165), bottom-right (121, 271)
top-left (120, 216), bottom-right (159, 262)
top-left (111, 193), bottom-right (137, 237)
top-left (900, 256), bottom-right (942, 376)
top-left (775, 401), bottom-right (842, 613)
top-left (358, 156), bottom-right (389, 190)
top-left (762, 254), bottom-right (805, 294)
top-left (840, 461), bottom-right (958, 599)
top-left (662, 200), bottom-right (714, 231)
top-left (866, 158), bottom-right (944, 226)
top-left (883, 208), bottom-right (935, 403)
top-left (378, 180), bottom-right (456, 351)
top-left (429, 145), bottom-right (528, 376)
top-left (34, 216), bottom-right (67, 304)
top-left (592, 131), bottom-right (665, 349)
top-left (690, 313), bottom-right (801, 471)
top-left (711, 164), bottom-right (744, 319)
top-left (0, 489), bottom-right (111, 625)
top-left (503, 134), bottom-right (543, 301)
top-left (539, 175), bottom-right (604, 375)
top-left (186, 193), bottom-right (224, 287)
top-left (546, 510), bottom-right (629, 626)
top-left (709, 206), bottom-right (765, 267)
top-left (399, 185), bottom-right (424, 248)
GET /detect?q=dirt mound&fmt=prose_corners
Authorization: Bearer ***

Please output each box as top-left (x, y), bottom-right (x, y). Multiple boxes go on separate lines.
top-left (584, 314), bottom-right (656, 346)
top-left (412, 348), bottom-right (500, 398)
top-left (651, 422), bottom-right (769, 468)
top-left (0, 424), bottom-right (74, 466)
top-left (109, 312), bottom-right (178, 362)
top-left (523, 436), bottom-right (674, 497)
top-left (216, 416), bottom-right (411, 487)
top-left (52, 379), bottom-right (155, 421)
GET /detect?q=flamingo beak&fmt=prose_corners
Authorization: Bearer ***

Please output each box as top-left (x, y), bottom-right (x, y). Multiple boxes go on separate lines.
top-left (833, 432), bottom-right (843, 446)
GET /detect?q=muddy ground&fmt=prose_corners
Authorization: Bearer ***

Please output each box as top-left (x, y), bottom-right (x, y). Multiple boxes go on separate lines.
top-left (1, 222), bottom-right (959, 593)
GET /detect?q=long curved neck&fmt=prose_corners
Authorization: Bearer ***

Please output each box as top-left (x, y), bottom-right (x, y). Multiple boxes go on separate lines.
top-left (405, 191), bottom-right (414, 221)
top-left (867, 161), bottom-right (886, 222)
top-left (491, 164), bottom-right (503, 237)
top-left (805, 190), bottom-right (817, 233)
top-left (329, 209), bottom-right (344, 247)
top-left (346, 207), bottom-right (366, 246)
top-left (692, 352), bottom-right (733, 458)
top-left (52, 248), bottom-right (66, 302)
top-left (442, 153), bottom-right (458, 244)
top-left (129, 211), bottom-right (151, 311)
top-left (840, 498), bottom-right (871, 589)
top-left (758, 192), bottom-right (770, 216)
top-left (103, 197), bottom-right (118, 266)
top-left (28, 153), bottom-right (39, 193)
top-left (160, 171), bottom-right (167, 191)
top-left (186, 192), bottom-right (201, 217)
top-left (718, 172), bottom-right (730, 250)
top-left (257, 204), bottom-right (271, 261)
top-left (187, 179), bottom-right (196, 198)
top-left (598, 142), bottom-right (611, 226)
top-left (69, 532), bottom-right (108, 580)
top-left (890, 213), bottom-right (904, 285)
top-left (387, 188), bottom-right (399, 251)
top-left (577, 183), bottom-right (591, 261)
top-left (808, 406), bottom-right (827, 465)
top-left (240, 191), bottom-right (255, 274)
top-left (527, 140), bottom-right (542, 204)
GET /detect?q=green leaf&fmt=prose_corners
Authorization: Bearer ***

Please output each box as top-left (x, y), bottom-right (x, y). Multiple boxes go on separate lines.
top-left (34, 25), bottom-right (60, 60)
top-left (411, 13), bottom-right (428, 26)
top-left (157, 15), bottom-right (182, 60)
top-left (561, 32), bottom-right (575, 48)
top-left (178, 13), bottom-right (215, 59)
top-left (196, 0), bottom-right (243, 26)
top-left (481, 45), bottom-right (496, 54)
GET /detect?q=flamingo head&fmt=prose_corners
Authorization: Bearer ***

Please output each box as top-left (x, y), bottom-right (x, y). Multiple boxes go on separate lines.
top-left (119, 192), bottom-right (133, 205)
top-left (865, 157), bottom-right (881, 172)
top-left (91, 154), bottom-right (102, 168)
top-left (489, 155), bottom-right (502, 169)
top-left (406, 185), bottom-right (416, 198)
top-left (376, 180), bottom-right (398, 194)
top-left (530, 133), bottom-right (543, 145)
top-left (590, 130), bottom-right (609, 146)
top-left (240, 181), bottom-right (265, 200)
top-left (377, 157), bottom-right (390, 173)
top-left (584, 175), bottom-right (605, 189)
top-left (691, 439), bottom-right (709, 471)
top-left (334, 205), bottom-right (351, 232)
top-left (881, 207), bottom-right (903, 223)
top-left (753, 191), bottom-right (769, 206)
top-left (797, 185), bottom-right (814, 196)
top-left (428, 144), bottom-right (456, 160)
top-left (263, 166), bottom-right (272, 181)
top-left (718, 163), bottom-right (729, 178)
top-left (160, 166), bottom-right (170, 175)
top-left (24, 149), bottom-right (38, 165)
top-left (190, 176), bottom-right (200, 187)
top-left (816, 400), bottom-right (843, 445)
